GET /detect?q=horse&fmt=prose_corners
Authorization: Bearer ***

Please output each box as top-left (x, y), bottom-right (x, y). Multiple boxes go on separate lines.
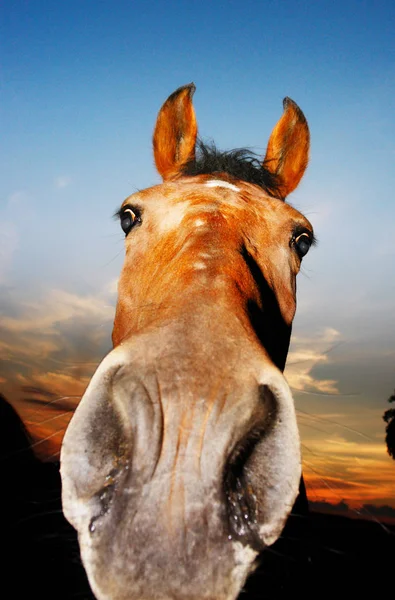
top-left (60, 83), bottom-right (314, 600)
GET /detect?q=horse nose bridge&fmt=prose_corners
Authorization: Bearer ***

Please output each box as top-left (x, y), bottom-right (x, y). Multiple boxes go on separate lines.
top-left (109, 360), bottom-right (261, 484)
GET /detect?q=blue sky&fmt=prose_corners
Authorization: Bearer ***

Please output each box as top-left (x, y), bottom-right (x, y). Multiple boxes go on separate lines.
top-left (1, 1), bottom-right (395, 511)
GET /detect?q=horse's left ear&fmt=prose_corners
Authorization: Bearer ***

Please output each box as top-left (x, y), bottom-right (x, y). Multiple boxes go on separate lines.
top-left (153, 83), bottom-right (197, 181)
top-left (264, 98), bottom-right (310, 199)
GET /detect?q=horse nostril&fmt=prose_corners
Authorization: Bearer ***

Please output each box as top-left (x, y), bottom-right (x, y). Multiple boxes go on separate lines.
top-left (89, 517), bottom-right (98, 534)
top-left (225, 427), bottom-right (263, 550)
top-left (224, 405), bottom-right (273, 548)
top-left (226, 475), bottom-right (259, 542)
top-left (88, 468), bottom-right (123, 534)
top-left (89, 486), bottom-right (115, 534)
top-left (224, 381), bottom-right (296, 550)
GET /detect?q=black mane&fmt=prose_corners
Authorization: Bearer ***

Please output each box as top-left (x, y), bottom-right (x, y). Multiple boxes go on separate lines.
top-left (182, 140), bottom-right (283, 199)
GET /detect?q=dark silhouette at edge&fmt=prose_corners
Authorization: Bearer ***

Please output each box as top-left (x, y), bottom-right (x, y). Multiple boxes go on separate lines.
top-left (383, 389), bottom-right (395, 459)
top-left (0, 392), bottom-right (95, 599)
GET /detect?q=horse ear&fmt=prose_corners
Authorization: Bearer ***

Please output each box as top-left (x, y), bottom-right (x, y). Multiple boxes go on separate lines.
top-left (153, 83), bottom-right (198, 181)
top-left (264, 98), bottom-right (310, 199)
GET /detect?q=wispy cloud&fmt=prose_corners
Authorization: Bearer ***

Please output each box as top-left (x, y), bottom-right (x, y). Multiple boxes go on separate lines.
top-left (16, 371), bottom-right (90, 398)
top-left (285, 327), bottom-right (340, 394)
top-left (284, 328), bottom-right (393, 508)
top-left (0, 289), bottom-right (114, 335)
top-left (0, 190), bottom-right (29, 283)
top-left (300, 407), bottom-right (393, 507)
top-left (0, 283), bottom-right (116, 455)
top-left (0, 222), bottom-right (18, 284)
top-left (0, 285), bottom-right (114, 388)
top-left (304, 453), bottom-right (395, 507)
top-left (54, 175), bottom-right (72, 189)
top-left (6, 190), bottom-right (30, 206)
top-left (106, 278), bottom-right (119, 295)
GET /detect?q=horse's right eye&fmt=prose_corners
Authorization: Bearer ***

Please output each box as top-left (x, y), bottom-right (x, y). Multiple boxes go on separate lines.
top-left (120, 208), bottom-right (140, 235)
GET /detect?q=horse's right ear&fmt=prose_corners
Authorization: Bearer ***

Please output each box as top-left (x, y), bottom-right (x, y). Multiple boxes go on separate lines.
top-left (153, 83), bottom-right (197, 181)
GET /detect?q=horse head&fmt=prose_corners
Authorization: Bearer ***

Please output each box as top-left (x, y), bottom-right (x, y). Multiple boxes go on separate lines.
top-left (61, 83), bottom-right (313, 600)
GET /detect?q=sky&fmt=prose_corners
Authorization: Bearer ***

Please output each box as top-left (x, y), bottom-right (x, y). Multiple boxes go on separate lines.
top-left (1, 0), bottom-right (395, 522)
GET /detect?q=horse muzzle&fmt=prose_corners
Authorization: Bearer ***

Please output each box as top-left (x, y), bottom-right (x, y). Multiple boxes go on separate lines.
top-left (61, 333), bottom-right (301, 600)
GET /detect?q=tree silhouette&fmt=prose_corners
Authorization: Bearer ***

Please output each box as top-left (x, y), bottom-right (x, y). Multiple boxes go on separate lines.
top-left (383, 389), bottom-right (395, 459)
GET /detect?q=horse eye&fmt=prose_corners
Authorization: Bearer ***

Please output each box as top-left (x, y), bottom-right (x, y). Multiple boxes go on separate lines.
top-left (120, 208), bottom-right (139, 235)
top-left (294, 233), bottom-right (312, 258)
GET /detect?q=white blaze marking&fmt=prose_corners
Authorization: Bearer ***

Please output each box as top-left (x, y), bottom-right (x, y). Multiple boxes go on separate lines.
top-left (205, 180), bottom-right (240, 192)
top-left (194, 261), bottom-right (207, 270)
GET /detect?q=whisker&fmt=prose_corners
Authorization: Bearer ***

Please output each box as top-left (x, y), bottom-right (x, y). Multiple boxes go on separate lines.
top-left (46, 449), bottom-right (61, 461)
top-left (297, 420), bottom-right (333, 435)
top-left (293, 388), bottom-right (356, 397)
top-left (297, 410), bottom-right (374, 441)
top-left (102, 248), bottom-right (124, 268)
top-left (301, 450), bottom-right (349, 479)
top-left (15, 509), bottom-right (66, 527)
top-left (28, 428), bottom-right (66, 450)
top-left (301, 457), bottom-right (394, 534)
top-left (21, 385), bottom-right (57, 398)
top-left (350, 508), bottom-right (393, 535)
top-left (25, 394), bottom-right (81, 408)
top-left (262, 544), bottom-right (299, 563)
top-left (25, 410), bottom-right (72, 426)
top-left (45, 356), bottom-right (103, 366)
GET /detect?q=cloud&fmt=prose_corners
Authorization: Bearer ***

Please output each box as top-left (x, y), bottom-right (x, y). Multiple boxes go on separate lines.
top-left (6, 190), bottom-right (30, 206)
top-left (0, 284), bottom-right (116, 457)
top-left (16, 371), bottom-right (89, 400)
top-left (285, 327), bottom-right (341, 393)
top-left (0, 284), bottom-right (115, 393)
top-left (0, 222), bottom-right (18, 284)
top-left (106, 278), bottom-right (119, 295)
top-left (0, 335), bottom-right (59, 360)
top-left (301, 428), bottom-right (394, 509)
top-left (0, 191), bottom-right (30, 283)
top-left (0, 289), bottom-right (114, 335)
top-left (54, 175), bottom-right (72, 189)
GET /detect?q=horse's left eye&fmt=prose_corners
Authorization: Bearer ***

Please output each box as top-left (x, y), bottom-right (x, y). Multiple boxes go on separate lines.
top-left (294, 233), bottom-right (312, 258)
top-left (120, 208), bottom-right (139, 235)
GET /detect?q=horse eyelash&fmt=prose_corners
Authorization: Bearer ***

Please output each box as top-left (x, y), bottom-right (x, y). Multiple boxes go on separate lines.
top-left (113, 205), bottom-right (143, 221)
top-left (292, 226), bottom-right (318, 246)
